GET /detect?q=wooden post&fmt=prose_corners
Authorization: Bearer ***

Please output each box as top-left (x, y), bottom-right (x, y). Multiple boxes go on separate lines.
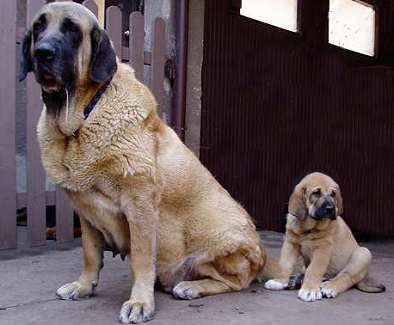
top-left (83, 0), bottom-right (98, 20)
top-left (106, 6), bottom-right (122, 58)
top-left (0, 0), bottom-right (17, 250)
top-left (151, 18), bottom-right (166, 114)
top-left (26, 0), bottom-right (47, 247)
top-left (129, 11), bottom-right (145, 82)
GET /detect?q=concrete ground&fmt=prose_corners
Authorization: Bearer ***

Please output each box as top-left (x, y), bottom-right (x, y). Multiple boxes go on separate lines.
top-left (1, 231), bottom-right (393, 325)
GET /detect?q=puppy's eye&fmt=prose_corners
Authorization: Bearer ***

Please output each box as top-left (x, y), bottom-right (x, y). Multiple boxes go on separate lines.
top-left (311, 189), bottom-right (321, 196)
top-left (331, 191), bottom-right (336, 197)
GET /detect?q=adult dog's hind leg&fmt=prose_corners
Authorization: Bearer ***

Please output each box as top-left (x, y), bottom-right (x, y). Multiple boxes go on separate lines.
top-left (57, 217), bottom-right (105, 300)
top-left (173, 279), bottom-right (233, 300)
top-left (321, 247), bottom-right (371, 298)
top-left (172, 252), bottom-right (254, 300)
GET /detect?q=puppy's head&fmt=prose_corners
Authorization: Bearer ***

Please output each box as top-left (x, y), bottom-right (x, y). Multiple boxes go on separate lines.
top-left (288, 172), bottom-right (343, 221)
top-left (19, 2), bottom-right (117, 93)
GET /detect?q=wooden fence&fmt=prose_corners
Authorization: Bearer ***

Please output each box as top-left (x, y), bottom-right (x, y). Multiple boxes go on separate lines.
top-left (0, 0), bottom-right (166, 250)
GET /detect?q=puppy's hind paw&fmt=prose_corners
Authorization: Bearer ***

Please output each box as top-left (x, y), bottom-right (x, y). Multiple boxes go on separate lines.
top-left (298, 288), bottom-right (322, 302)
top-left (264, 279), bottom-right (287, 291)
top-left (320, 282), bottom-right (338, 299)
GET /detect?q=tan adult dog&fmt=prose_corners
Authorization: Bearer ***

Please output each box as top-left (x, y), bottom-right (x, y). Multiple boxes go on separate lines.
top-left (264, 172), bottom-right (385, 301)
top-left (19, 2), bottom-right (277, 323)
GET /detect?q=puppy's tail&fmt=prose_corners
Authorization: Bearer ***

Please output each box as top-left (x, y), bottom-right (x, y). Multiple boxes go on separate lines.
top-left (356, 276), bottom-right (385, 293)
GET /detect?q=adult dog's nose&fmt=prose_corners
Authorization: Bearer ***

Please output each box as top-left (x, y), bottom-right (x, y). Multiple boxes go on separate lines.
top-left (35, 42), bottom-right (55, 61)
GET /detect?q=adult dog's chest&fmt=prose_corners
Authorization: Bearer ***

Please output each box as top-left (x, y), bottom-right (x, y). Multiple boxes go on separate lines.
top-left (68, 176), bottom-right (131, 257)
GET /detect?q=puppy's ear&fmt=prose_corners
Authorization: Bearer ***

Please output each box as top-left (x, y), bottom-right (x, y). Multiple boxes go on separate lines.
top-left (19, 30), bottom-right (33, 81)
top-left (288, 183), bottom-right (307, 220)
top-left (90, 27), bottom-right (117, 83)
top-left (335, 187), bottom-right (344, 216)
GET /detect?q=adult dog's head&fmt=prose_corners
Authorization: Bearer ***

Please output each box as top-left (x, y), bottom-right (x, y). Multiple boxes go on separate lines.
top-left (19, 2), bottom-right (117, 95)
top-left (288, 172), bottom-right (343, 221)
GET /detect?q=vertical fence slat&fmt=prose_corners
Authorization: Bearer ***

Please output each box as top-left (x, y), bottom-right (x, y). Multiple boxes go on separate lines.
top-left (129, 11), bottom-right (144, 82)
top-left (83, 0), bottom-right (98, 18)
top-left (106, 6), bottom-right (122, 58)
top-left (151, 18), bottom-right (166, 113)
top-left (0, 0), bottom-right (17, 250)
top-left (56, 189), bottom-right (74, 243)
top-left (26, 0), bottom-right (47, 247)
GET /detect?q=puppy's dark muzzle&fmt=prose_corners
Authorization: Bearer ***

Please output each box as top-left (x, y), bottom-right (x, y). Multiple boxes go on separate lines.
top-left (313, 201), bottom-right (336, 220)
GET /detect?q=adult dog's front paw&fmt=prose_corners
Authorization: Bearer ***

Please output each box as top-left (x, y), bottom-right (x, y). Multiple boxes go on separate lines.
top-left (56, 281), bottom-right (95, 300)
top-left (264, 279), bottom-right (288, 291)
top-left (119, 299), bottom-right (155, 324)
top-left (320, 281), bottom-right (338, 298)
top-left (298, 288), bottom-right (322, 302)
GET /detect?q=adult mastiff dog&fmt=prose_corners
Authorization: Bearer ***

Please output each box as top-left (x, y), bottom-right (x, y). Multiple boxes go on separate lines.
top-left (19, 2), bottom-right (278, 323)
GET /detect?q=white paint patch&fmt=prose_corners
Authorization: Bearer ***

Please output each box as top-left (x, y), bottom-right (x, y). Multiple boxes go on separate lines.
top-left (264, 279), bottom-right (287, 290)
top-left (241, 0), bottom-right (298, 32)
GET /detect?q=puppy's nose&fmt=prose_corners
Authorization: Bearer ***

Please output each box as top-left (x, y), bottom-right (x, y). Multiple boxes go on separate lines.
top-left (325, 205), bottom-right (335, 214)
top-left (35, 43), bottom-right (55, 61)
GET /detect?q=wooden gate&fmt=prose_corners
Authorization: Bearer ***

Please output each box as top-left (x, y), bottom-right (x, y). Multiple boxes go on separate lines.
top-left (201, 0), bottom-right (394, 238)
top-left (0, 0), bottom-right (166, 250)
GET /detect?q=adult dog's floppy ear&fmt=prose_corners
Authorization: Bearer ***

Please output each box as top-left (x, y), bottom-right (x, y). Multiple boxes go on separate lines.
top-left (90, 27), bottom-right (117, 83)
top-left (19, 31), bottom-right (33, 81)
top-left (288, 183), bottom-right (307, 220)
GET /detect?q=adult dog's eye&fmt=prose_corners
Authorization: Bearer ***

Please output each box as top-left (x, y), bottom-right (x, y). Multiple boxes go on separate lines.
top-left (33, 22), bottom-right (42, 32)
top-left (63, 18), bottom-right (80, 34)
top-left (330, 190), bottom-right (336, 197)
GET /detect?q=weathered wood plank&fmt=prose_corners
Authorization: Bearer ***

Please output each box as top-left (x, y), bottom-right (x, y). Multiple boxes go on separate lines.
top-left (17, 191), bottom-right (56, 209)
top-left (26, 0), bottom-right (47, 247)
top-left (82, 0), bottom-right (98, 18)
top-left (55, 189), bottom-right (74, 243)
top-left (129, 11), bottom-right (144, 82)
top-left (0, 0), bottom-right (17, 250)
top-left (151, 18), bottom-right (166, 113)
top-left (106, 6), bottom-right (122, 57)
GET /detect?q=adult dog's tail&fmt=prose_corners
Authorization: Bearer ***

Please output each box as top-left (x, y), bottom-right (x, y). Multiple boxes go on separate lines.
top-left (356, 276), bottom-right (385, 293)
top-left (256, 246), bottom-right (281, 282)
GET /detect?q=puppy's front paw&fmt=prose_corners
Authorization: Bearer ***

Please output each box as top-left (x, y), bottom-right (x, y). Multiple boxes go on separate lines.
top-left (320, 281), bottom-right (338, 298)
top-left (264, 279), bottom-right (288, 291)
top-left (172, 281), bottom-right (201, 300)
top-left (56, 281), bottom-right (95, 300)
top-left (298, 288), bottom-right (322, 302)
top-left (119, 299), bottom-right (155, 324)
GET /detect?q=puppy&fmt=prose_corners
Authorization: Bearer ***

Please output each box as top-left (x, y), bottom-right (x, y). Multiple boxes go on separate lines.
top-left (265, 172), bottom-right (385, 301)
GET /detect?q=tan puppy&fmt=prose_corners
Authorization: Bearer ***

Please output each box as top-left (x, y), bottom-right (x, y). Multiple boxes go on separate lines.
top-left (19, 2), bottom-right (277, 323)
top-left (265, 172), bottom-right (385, 301)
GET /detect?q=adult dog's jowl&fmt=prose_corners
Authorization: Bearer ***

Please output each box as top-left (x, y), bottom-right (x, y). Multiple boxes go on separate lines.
top-left (20, 2), bottom-right (278, 323)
